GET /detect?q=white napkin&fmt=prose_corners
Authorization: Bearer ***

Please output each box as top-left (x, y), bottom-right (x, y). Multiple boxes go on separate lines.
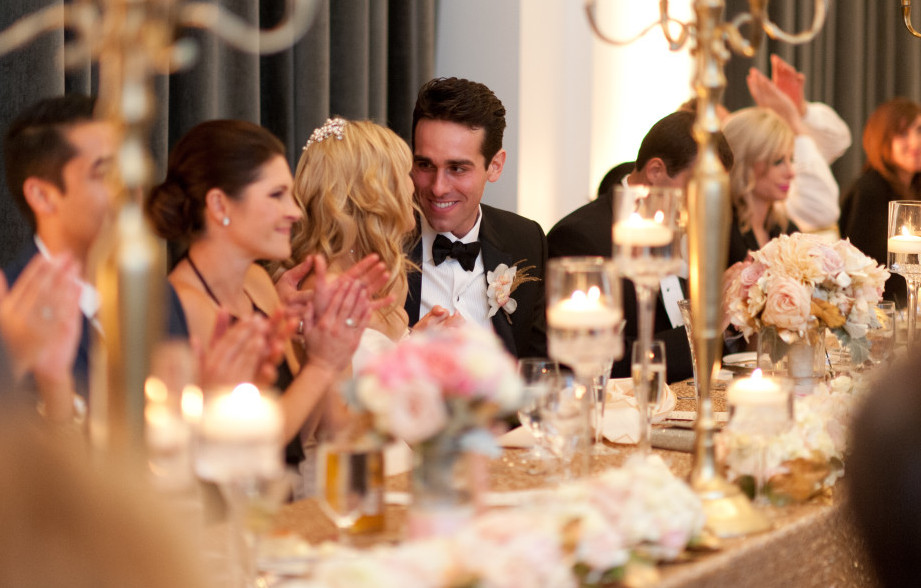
top-left (602, 378), bottom-right (677, 444)
top-left (497, 378), bottom-right (677, 447)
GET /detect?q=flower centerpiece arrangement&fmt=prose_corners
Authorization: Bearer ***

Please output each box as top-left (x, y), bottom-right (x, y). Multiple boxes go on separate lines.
top-left (302, 455), bottom-right (706, 588)
top-left (726, 233), bottom-right (889, 366)
top-left (719, 375), bottom-right (866, 504)
top-left (349, 325), bottom-right (523, 531)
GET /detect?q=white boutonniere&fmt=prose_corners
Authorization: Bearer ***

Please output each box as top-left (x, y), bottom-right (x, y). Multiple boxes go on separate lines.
top-left (487, 260), bottom-right (540, 324)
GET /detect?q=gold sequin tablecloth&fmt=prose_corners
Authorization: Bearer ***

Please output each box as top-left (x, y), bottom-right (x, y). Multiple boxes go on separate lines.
top-left (276, 380), bottom-right (879, 587)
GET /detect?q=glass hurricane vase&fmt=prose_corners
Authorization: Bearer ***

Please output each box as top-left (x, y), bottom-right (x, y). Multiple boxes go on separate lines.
top-left (757, 324), bottom-right (826, 395)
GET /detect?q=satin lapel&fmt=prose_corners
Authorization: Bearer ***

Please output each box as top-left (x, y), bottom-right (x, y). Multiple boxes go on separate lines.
top-left (479, 212), bottom-right (517, 356)
top-left (404, 238), bottom-right (423, 324)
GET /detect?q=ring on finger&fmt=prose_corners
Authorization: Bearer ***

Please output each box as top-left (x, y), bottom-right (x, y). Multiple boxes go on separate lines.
top-left (297, 320), bottom-right (304, 335)
top-left (345, 317), bottom-right (357, 328)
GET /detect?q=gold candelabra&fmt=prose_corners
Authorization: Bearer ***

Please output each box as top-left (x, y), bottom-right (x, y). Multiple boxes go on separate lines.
top-left (585, 0), bottom-right (827, 537)
top-left (0, 0), bottom-right (319, 455)
top-left (903, 0), bottom-right (921, 37)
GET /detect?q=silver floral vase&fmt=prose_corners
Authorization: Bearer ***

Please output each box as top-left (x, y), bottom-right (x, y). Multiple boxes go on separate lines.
top-left (408, 435), bottom-right (473, 537)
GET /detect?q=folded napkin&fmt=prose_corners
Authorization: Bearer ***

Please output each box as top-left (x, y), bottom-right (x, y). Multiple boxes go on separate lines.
top-left (497, 378), bottom-right (677, 448)
top-left (603, 378), bottom-right (677, 444)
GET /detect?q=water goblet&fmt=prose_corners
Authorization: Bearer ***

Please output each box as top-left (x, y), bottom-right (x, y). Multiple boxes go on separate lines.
top-left (540, 371), bottom-right (585, 480)
top-left (887, 200), bottom-right (921, 348)
top-left (194, 384), bottom-right (284, 588)
top-left (516, 358), bottom-right (560, 473)
top-left (631, 340), bottom-right (666, 454)
top-left (546, 257), bottom-right (624, 475)
top-left (613, 185), bottom-right (682, 453)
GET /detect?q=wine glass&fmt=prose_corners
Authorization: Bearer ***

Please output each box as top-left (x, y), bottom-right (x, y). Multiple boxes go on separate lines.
top-left (516, 358), bottom-right (560, 473)
top-left (316, 439), bottom-right (376, 545)
top-left (888, 200), bottom-right (921, 348)
top-left (546, 257), bottom-right (623, 475)
top-left (613, 185), bottom-right (682, 453)
top-left (631, 340), bottom-right (666, 453)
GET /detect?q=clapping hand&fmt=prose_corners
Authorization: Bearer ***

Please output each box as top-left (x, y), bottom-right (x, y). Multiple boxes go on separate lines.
top-left (746, 66), bottom-right (806, 135)
top-left (0, 254), bottom-right (82, 422)
top-left (770, 54), bottom-right (807, 117)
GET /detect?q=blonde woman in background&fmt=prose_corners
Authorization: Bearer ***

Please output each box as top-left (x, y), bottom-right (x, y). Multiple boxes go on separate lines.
top-left (723, 106), bottom-right (799, 266)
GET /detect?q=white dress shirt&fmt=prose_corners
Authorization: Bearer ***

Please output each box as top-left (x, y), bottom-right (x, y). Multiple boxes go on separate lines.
top-left (419, 208), bottom-right (492, 329)
top-left (34, 235), bottom-right (101, 329)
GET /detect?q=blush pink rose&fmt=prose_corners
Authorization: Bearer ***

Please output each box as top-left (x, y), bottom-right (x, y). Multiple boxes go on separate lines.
top-left (760, 276), bottom-right (812, 332)
top-left (387, 378), bottom-right (448, 444)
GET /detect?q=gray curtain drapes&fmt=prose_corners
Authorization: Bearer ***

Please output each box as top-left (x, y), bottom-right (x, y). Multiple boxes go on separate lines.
top-left (723, 0), bottom-right (921, 193)
top-left (0, 0), bottom-right (434, 267)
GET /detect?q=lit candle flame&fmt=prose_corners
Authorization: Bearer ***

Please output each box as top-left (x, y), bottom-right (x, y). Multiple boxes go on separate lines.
top-left (654, 210), bottom-right (665, 224)
top-left (144, 376), bottom-right (168, 404)
top-left (751, 368), bottom-right (763, 379)
top-left (181, 385), bottom-right (203, 424)
top-left (903, 226), bottom-right (912, 237)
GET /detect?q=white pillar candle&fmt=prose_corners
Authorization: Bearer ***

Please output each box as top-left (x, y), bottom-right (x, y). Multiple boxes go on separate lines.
top-left (547, 287), bottom-right (621, 328)
top-left (888, 234), bottom-right (921, 254)
top-left (613, 212), bottom-right (674, 247)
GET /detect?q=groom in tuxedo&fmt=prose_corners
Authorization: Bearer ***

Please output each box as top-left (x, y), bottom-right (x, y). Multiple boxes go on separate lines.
top-left (405, 77), bottom-right (547, 359)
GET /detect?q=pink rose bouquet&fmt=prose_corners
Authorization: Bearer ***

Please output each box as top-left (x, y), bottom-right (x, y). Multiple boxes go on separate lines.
top-left (726, 234), bottom-right (889, 362)
top-left (351, 324), bottom-right (523, 453)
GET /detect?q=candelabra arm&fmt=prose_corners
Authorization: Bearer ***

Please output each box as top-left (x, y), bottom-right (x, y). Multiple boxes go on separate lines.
top-left (904, 0), bottom-right (921, 38)
top-left (763, 0), bottom-right (827, 44)
top-left (584, 0), bottom-right (689, 50)
top-left (180, 0), bottom-right (320, 55)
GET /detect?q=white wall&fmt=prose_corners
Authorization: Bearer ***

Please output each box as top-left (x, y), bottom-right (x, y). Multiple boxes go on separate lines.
top-left (434, 1), bottom-right (694, 232)
top-left (434, 1), bottom-right (520, 214)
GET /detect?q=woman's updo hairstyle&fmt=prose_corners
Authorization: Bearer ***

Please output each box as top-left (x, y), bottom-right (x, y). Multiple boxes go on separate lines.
top-left (146, 119), bottom-right (285, 243)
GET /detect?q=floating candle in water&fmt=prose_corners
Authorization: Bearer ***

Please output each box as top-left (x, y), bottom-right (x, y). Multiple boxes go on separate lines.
top-left (727, 369), bottom-right (786, 406)
top-left (613, 212), bottom-right (673, 247)
top-left (888, 232), bottom-right (921, 254)
top-left (548, 286), bottom-right (621, 328)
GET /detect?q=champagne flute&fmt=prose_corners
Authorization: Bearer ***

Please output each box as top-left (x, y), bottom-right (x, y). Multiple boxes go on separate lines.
top-left (613, 185), bottom-right (682, 454)
top-left (888, 200), bottom-right (921, 348)
top-left (546, 257), bottom-right (624, 476)
top-left (316, 440), bottom-right (375, 545)
top-left (631, 340), bottom-right (666, 453)
top-left (516, 358), bottom-right (560, 473)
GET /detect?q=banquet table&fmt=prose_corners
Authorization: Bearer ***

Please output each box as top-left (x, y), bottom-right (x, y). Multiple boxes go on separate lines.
top-left (272, 379), bottom-right (879, 587)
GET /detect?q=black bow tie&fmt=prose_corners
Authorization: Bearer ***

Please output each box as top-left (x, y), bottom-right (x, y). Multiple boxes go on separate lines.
top-left (432, 234), bottom-right (481, 272)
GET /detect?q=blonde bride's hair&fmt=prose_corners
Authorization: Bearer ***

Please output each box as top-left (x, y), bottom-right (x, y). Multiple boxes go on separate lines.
top-left (272, 119), bottom-right (418, 309)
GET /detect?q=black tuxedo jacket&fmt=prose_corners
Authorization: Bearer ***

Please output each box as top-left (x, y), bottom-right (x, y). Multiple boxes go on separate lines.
top-left (546, 167), bottom-right (693, 383)
top-left (3, 240), bottom-right (189, 399)
top-left (405, 204), bottom-right (548, 359)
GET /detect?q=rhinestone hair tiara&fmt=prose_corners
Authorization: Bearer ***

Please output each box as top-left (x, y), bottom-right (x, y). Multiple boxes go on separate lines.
top-left (303, 117), bottom-right (348, 150)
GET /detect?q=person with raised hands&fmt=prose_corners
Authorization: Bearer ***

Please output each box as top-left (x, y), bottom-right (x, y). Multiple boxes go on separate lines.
top-left (145, 119), bottom-right (382, 456)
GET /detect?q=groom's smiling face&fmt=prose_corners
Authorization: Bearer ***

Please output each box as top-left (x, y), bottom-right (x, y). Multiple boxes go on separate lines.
top-left (411, 118), bottom-right (505, 239)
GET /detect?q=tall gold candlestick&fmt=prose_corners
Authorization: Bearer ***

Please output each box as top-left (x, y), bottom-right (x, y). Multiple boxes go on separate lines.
top-left (585, 0), bottom-right (826, 537)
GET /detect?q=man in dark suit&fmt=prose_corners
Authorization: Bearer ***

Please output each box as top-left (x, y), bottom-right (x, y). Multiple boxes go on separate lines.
top-left (2, 95), bottom-right (187, 400)
top-left (547, 111), bottom-right (733, 382)
top-left (405, 77), bottom-right (547, 358)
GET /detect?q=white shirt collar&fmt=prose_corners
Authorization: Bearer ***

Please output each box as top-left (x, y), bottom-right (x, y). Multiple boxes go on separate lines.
top-left (34, 235), bottom-right (100, 319)
top-left (420, 206), bottom-right (483, 263)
